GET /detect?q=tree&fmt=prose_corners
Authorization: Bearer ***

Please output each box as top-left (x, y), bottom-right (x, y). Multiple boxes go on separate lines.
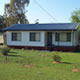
top-left (71, 9), bottom-right (80, 23)
top-left (35, 19), bottom-right (39, 24)
top-left (4, 0), bottom-right (30, 27)
top-left (0, 15), bottom-right (6, 31)
top-left (1, 46), bottom-right (10, 61)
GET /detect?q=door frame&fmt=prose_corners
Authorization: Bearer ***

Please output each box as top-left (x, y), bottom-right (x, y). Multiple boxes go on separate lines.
top-left (46, 32), bottom-right (52, 46)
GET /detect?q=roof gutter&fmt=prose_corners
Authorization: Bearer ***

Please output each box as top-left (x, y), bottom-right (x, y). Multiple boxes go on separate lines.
top-left (3, 29), bottom-right (77, 32)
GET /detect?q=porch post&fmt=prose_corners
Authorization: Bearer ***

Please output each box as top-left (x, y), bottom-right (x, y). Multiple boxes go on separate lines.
top-left (72, 30), bottom-right (74, 46)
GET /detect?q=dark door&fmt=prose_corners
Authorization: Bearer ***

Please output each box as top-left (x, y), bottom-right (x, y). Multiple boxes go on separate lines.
top-left (47, 32), bottom-right (52, 46)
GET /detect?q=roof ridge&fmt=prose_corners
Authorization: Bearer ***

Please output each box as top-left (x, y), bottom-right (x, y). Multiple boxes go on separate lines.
top-left (13, 23), bottom-right (77, 25)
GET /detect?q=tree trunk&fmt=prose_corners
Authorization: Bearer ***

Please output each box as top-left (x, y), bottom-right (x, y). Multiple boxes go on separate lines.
top-left (6, 55), bottom-right (8, 62)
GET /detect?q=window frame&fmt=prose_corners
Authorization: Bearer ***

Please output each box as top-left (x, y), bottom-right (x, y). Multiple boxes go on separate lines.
top-left (12, 32), bottom-right (22, 41)
top-left (55, 32), bottom-right (71, 42)
top-left (66, 32), bottom-right (71, 42)
top-left (30, 32), bottom-right (40, 42)
top-left (55, 33), bottom-right (60, 41)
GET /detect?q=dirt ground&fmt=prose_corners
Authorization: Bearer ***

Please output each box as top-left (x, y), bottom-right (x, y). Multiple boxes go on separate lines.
top-left (0, 33), bottom-right (3, 43)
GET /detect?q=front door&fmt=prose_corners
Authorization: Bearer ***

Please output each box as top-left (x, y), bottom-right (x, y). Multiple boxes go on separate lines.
top-left (47, 32), bottom-right (52, 46)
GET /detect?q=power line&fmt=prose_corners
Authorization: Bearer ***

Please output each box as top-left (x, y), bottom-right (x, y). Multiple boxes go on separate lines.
top-left (33, 0), bottom-right (58, 22)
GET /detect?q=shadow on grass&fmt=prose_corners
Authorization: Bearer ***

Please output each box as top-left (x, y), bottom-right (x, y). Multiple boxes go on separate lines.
top-left (8, 55), bottom-right (23, 57)
top-left (61, 62), bottom-right (72, 64)
top-left (9, 51), bottom-right (17, 54)
top-left (0, 43), bottom-right (3, 45)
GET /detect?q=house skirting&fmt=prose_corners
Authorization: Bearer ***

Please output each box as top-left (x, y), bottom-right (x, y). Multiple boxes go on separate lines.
top-left (7, 45), bottom-right (78, 52)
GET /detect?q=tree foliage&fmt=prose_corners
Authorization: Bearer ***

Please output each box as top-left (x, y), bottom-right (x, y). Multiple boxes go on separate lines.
top-left (71, 9), bottom-right (80, 23)
top-left (0, 15), bottom-right (6, 31)
top-left (4, 0), bottom-right (30, 27)
top-left (53, 54), bottom-right (61, 62)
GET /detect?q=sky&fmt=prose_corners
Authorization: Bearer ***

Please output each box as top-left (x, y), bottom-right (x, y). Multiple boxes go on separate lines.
top-left (0, 0), bottom-right (80, 23)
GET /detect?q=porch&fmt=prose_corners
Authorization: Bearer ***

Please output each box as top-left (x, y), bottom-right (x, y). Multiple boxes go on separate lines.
top-left (45, 31), bottom-right (78, 47)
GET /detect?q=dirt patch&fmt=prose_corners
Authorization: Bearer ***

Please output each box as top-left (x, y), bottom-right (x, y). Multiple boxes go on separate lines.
top-left (0, 53), bottom-right (4, 56)
top-left (24, 65), bottom-right (34, 68)
top-left (72, 69), bottom-right (80, 72)
top-left (52, 61), bottom-right (72, 64)
top-left (52, 61), bottom-right (61, 64)
top-left (41, 54), bottom-right (49, 57)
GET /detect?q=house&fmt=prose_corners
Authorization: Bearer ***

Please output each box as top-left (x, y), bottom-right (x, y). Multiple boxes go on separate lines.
top-left (3, 23), bottom-right (80, 51)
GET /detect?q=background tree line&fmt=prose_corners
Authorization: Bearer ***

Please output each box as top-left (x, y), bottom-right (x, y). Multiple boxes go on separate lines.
top-left (0, 0), bottom-right (80, 31)
top-left (0, 0), bottom-right (30, 31)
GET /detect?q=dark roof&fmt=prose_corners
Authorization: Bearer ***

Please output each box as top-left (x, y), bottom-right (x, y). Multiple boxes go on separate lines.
top-left (3, 23), bottom-right (78, 31)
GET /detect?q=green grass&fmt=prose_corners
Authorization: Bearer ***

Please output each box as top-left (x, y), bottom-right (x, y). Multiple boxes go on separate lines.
top-left (0, 49), bottom-right (80, 80)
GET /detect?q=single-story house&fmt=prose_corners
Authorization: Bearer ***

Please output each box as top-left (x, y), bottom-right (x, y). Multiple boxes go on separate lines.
top-left (3, 23), bottom-right (80, 51)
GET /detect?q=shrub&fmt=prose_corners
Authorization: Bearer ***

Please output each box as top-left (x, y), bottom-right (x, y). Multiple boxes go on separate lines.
top-left (53, 54), bottom-right (61, 62)
top-left (1, 46), bottom-right (10, 56)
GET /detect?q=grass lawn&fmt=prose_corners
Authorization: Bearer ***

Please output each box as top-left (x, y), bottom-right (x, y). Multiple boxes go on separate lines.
top-left (0, 49), bottom-right (80, 80)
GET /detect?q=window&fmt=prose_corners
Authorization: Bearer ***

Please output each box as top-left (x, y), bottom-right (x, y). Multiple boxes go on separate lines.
top-left (55, 32), bottom-right (71, 42)
top-left (67, 32), bottom-right (71, 42)
top-left (12, 32), bottom-right (21, 41)
top-left (55, 33), bottom-right (60, 41)
top-left (60, 33), bottom-right (66, 41)
top-left (30, 32), bottom-right (40, 41)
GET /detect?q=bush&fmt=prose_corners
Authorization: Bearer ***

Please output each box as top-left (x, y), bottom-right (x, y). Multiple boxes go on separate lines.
top-left (53, 54), bottom-right (61, 62)
top-left (0, 46), bottom-right (10, 56)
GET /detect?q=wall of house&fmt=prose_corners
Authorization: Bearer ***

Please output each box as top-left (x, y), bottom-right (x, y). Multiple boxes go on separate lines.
top-left (6, 31), bottom-right (45, 47)
top-left (6, 31), bottom-right (79, 47)
top-left (52, 31), bottom-right (78, 47)
top-left (73, 31), bottom-right (79, 46)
